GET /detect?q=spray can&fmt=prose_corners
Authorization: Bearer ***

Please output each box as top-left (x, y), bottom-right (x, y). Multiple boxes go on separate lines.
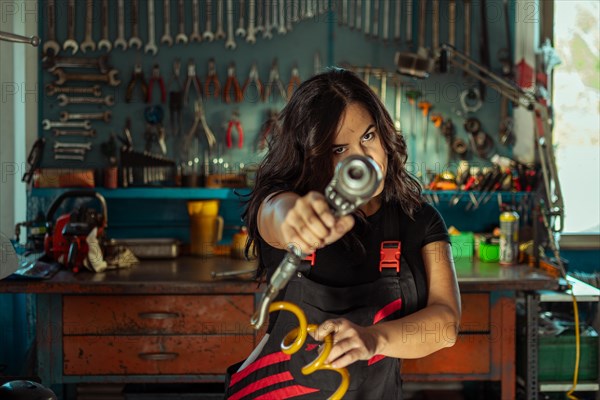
top-left (499, 211), bottom-right (519, 265)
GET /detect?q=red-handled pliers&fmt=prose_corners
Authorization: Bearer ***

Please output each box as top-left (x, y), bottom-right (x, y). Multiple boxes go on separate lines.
top-left (147, 64), bottom-right (166, 104)
top-left (205, 58), bottom-right (221, 100)
top-left (226, 110), bottom-right (244, 149)
top-left (224, 62), bottom-right (243, 104)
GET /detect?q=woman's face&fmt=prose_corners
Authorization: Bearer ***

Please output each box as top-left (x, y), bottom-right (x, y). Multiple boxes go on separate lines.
top-left (332, 102), bottom-right (388, 197)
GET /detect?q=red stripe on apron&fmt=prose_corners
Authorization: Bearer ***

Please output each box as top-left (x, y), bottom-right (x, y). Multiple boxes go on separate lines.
top-left (253, 384), bottom-right (320, 399)
top-left (229, 372), bottom-right (294, 400)
top-left (230, 351), bottom-right (291, 387)
top-left (368, 298), bottom-right (403, 365)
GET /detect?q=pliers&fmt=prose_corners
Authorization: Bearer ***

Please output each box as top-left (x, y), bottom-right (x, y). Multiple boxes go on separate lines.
top-left (224, 62), bottom-right (243, 104)
top-left (242, 63), bottom-right (264, 102)
top-left (226, 110), bottom-right (244, 149)
top-left (184, 58), bottom-right (203, 105)
top-left (187, 100), bottom-right (217, 150)
top-left (265, 59), bottom-right (287, 102)
top-left (168, 58), bottom-right (184, 136)
top-left (287, 65), bottom-right (301, 99)
top-left (147, 63), bottom-right (166, 104)
top-left (126, 64), bottom-right (148, 103)
top-left (205, 58), bottom-right (221, 100)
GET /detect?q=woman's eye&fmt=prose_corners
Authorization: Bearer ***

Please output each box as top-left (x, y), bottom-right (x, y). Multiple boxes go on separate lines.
top-left (362, 131), bottom-right (375, 142)
top-left (333, 147), bottom-right (346, 155)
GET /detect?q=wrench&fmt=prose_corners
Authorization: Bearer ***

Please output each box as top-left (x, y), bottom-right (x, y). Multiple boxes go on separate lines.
top-left (372, 0), bottom-right (379, 38)
top-left (190, 0), bottom-right (203, 42)
top-left (263, 0), bottom-right (273, 39)
top-left (114, 0), bottom-right (128, 50)
top-left (246, 0), bottom-right (257, 43)
top-left (57, 94), bottom-right (115, 107)
top-left (272, 0), bottom-right (279, 32)
top-left (348, 0), bottom-right (354, 29)
top-left (286, 0), bottom-right (292, 31)
top-left (203, 0), bottom-right (215, 41)
top-left (393, 0), bottom-right (401, 41)
top-left (54, 148), bottom-right (87, 156)
top-left (98, 0), bottom-right (112, 51)
top-left (161, 0), bottom-right (173, 46)
top-left (54, 142), bottom-right (93, 151)
top-left (406, 0), bottom-right (413, 44)
top-left (256, 0), bottom-right (265, 32)
top-left (54, 154), bottom-right (85, 161)
top-left (432, 0), bottom-right (440, 54)
top-left (145, 0), bottom-right (159, 54)
top-left (364, 0), bottom-right (370, 36)
top-left (215, 0), bottom-right (226, 40)
top-left (225, 0), bottom-right (236, 49)
top-left (43, 0), bottom-right (60, 55)
top-left (176, 0), bottom-right (189, 44)
top-left (43, 54), bottom-right (110, 73)
top-left (236, 0), bottom-right (246, 37)
top-left (340, 0), bottom-right (347, 26)
top-left (382, 0), bottom-right (390, 42)
top-left (53, 129), bottom-right (97, 137)
top-left (292, 0), bottom-right (299, 24)
top-left (60, 111), bottom-right (112, 123)
top-left (129, 0), bottom-right (143, 49)
top-left (449, 0), bottom-right (456, 47)
top-left (63, 0), bottom-right (78, 54)
top-left (278, 0), bottom-right (286, 34)
top-left (355, 0), bottom-right (362, 31)
top-left (306, 0), bottom-right (314, 18)
top-left (53, 69), bottom-right (121, 86)
top-left (42, 119), bottom-right (92, 130)
top-left (46, 84), bottom-right (102, 97)
top-left (81, 0), bottom-right (96, 53)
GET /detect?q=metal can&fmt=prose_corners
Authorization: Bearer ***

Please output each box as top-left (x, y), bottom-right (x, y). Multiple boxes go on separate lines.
top-left (499, 211), bottom-right (519, 265)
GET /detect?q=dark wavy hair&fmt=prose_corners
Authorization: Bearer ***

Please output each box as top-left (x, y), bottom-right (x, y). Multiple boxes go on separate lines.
top-left (243, 68), bottom-right (422, 271)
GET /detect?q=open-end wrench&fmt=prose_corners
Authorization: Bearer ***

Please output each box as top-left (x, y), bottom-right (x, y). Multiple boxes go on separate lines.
top-left (292, 0), bottom-right (299, 24)
top-left (272, 0), bottom-right (279, 32)
top-left (190, 0), bottom-right (203, 42)
top-left (236, 0), bottom-right (247, 37)
top-left (81, 0), bottom-right (96, 53)
top-left (53, 69), bottom-right (121, 87)
top-left (432, 0), bottom-right (440, 54)
top-left (42, 119), bottom-right (92, 130)
top-left (278, 0), bottom-right (286, 34)
top-left (145, 0), bottom-right (159, 54)
top-left (306, 0), bottom-right (314, 18)
top-left (161, 0), bottom-right (173, 46)
top-left (246, 0), bottom-right (257, 43)
top-left (53, 129), bottom-right (97, 138)
top-left (449, 0), bottom-right (456, 47)
top-left (382, 0), bottom-right (390, 42)
top-left (225, 0), bottom-right (236, 48)
top-left (57, 94), bottom-right (115, 107)
top-left (257, 0), bottom-right (265, 32)
top-left (215, 0), bottom-right (226, 40)
top-left (129, 0), bottom-right (143, 49)
top-left (43, 0), bottom-right (60, 55)
top-left (114, 0), bottom-right (128, 50)
top-left (285, 0), bottom-right (292, 31)
top-left (60, 111), bottom-right (112, 123)
top-left (63, 0), bottom-right (78, 54)
top-left (340, 0), bottom-right (346, 26)
top-left (46, 84), bottom-right (102, 97)
top-left (203, 0), bottom-right (215, 41)
top-left (54, 147), bottom-right (88, 156)
top-left (393, 0), bottom-right (401, 42)
top-left (43, 54), bottom-right (110, 73)
top-left (176, 0), bottom-right (189, 44)
top-left (348, 0), bottom-right (354, 29)
top-left (355, 0), bottom-right (362, 31)
top-left (372, 0), bottom-right (379, 38)
top-left (54, 142), bottom-right (93, 151)
top-left (406, 0), bottom-right (413, 45)
top-left (263, 0), bottom-right (273, 39)
top-left (364, 0), bottom-right (370, 35)
top-left (98, 0), bottom-right (112, 51)
top-left (54, 154), bottom-right (85, 162)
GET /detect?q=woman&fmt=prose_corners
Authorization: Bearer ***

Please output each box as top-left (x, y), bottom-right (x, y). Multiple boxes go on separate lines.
top-left (226, 69), bottom-right (461, 399)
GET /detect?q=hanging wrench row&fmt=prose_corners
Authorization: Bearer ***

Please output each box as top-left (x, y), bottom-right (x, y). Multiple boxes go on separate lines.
top-left (52, 141), bottom-right (93, 162)
top-left (43, 0), bottom-right (332, 56)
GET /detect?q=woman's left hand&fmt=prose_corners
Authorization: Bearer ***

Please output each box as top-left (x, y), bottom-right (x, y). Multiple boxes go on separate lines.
top-left (314, 318), bottom-right (380, 369)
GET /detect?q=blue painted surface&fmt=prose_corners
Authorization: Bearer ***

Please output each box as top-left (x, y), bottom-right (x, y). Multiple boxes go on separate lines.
top-left (0, 294), bottom-right (34, 376)
top-left (561, 249), bottom-right (600, 274)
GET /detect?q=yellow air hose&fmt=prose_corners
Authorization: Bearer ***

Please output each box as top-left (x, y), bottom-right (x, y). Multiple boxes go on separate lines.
top-left (269, 301), bottom-right (350, 400)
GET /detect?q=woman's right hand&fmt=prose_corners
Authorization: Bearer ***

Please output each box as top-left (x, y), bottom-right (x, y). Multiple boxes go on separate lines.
top-left (280, 191), bottom-right (355, 255)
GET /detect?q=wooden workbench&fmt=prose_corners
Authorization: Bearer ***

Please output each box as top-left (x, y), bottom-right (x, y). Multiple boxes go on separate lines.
top-left (0, 257), bottom-right (558, 399)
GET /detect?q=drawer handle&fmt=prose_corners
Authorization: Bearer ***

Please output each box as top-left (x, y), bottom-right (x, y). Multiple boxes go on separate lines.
top-left (138, 352), bottom-right (179, 361)
top-left (138, 312), bottom-right (180, 320)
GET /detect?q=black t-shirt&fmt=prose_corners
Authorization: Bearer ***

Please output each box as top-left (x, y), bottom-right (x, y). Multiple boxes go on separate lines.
top-left (259, 201), bottom-right (450, 287)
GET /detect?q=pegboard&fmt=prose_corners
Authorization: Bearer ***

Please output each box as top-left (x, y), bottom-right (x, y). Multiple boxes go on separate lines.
top-left (37, 0), bottom-right (518, 186)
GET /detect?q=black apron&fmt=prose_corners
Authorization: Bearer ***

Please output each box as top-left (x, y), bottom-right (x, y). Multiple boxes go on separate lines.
top-left (225, 203), bottom-right (427, 399)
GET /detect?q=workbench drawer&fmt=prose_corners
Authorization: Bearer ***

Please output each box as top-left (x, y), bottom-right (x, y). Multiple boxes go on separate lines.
top-left (63, 295), bottom-right (254, 335)
top-left (63, 335), bottom-right (254, 375)
top-left (459, 293), bottom-right (490, 332)
top-left (402, 334), bottom-right (491, 375)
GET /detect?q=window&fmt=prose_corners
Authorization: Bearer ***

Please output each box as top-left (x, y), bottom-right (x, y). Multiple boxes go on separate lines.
top-left (553, 0), bottom-right (600, 233)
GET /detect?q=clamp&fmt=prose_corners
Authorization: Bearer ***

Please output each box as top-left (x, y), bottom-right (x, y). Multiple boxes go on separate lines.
top-left (223, 62), bottom-right (243, 104)
top-left (184, 58), bottom-right (203, 105)
top-left (126, 64), bottom-right (148, 103)
top-left (242, 63), bottom-right (264, 102)
top-left (265, 59), bottom-right (287, 102)
top-left (205, 58), bottom-right (221, 100)
top-left (226, 110), bottom-right (244, 149)
top-left (287, 65), bottom-right (301, 99)
top-left (147, 63), bottom-right (166, 104)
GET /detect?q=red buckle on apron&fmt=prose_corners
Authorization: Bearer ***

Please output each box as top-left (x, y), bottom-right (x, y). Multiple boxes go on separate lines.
top-left (304, 252), bottom-right (316, 266)
top-left (379, 241), bottom-right (401, 272)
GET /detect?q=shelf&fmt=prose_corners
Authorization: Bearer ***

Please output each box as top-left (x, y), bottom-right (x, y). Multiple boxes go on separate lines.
top-left (539, 382), bottom-right (599, 392)
top-left (30, 188), bottom-right (251, 200)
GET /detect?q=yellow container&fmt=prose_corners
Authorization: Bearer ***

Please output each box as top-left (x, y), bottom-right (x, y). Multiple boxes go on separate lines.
top-left (187, 200), bottom-right (223, 256)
